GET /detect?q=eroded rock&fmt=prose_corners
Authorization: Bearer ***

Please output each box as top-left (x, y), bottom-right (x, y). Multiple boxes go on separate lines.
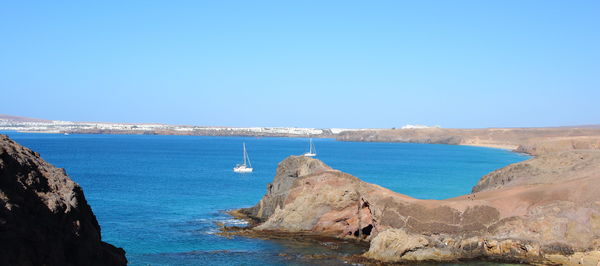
top-left (237, 153), bottom-right (600, 264)
top-left (364, 228), bottom-right (428, 262)
top-left (0, 135), bottom-right (126, 265)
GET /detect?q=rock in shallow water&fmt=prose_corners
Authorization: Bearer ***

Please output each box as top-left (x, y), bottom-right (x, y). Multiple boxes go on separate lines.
top-left (0, 134), bottom-right (127, 265)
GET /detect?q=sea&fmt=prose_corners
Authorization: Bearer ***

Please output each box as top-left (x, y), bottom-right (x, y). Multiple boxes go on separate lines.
top-left (3, 132), bottom-right (528, 265)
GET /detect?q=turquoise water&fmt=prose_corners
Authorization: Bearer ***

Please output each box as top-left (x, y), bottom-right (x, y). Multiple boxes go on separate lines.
top-left (3, 132), bottom-right (527, 265)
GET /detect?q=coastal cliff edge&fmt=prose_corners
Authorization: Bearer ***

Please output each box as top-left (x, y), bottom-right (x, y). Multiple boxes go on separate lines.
top-left (0, 135), bottom-right (127, 265)
top-left (236, 154), bottom-right (600, 265)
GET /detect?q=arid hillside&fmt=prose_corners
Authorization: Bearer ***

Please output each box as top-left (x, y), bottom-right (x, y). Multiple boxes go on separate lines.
top-left (337, 127), bottom-right (600, 155)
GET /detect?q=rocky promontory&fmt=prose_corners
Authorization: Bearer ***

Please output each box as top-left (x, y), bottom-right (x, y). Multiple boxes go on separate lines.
top-left (237, 155), bottom-right (600, 265)
top-left (0, 135), bottom-right (127, 265)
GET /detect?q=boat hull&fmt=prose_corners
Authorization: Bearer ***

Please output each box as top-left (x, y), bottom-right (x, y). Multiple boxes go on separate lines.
top-left (233, 166), bottom-right (253, 173)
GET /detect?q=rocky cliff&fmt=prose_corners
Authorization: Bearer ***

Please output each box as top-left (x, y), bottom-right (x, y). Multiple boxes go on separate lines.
top-left (238, 155), bottom-right (600, 265)
top-left (240, 156), bottom-right (331, 221)
top-left (0, 135), bottom-right (127, 265)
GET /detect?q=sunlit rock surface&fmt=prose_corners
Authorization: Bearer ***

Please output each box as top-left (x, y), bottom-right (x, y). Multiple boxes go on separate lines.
top-left (239, 154), bottom-right (600, 264)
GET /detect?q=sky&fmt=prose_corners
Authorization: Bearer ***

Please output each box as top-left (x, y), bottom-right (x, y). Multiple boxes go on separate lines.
top-left (1, 1), bottom-right (599, 128)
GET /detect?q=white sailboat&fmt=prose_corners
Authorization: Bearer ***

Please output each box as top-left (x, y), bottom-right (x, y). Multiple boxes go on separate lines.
top-left (233, 142), bottom-right (253, 173)
top-left (303, 138), bottom-right (317, 157)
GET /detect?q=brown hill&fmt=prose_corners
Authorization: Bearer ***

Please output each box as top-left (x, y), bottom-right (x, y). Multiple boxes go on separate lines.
top-left (338, 127), bottom-right (600, 156)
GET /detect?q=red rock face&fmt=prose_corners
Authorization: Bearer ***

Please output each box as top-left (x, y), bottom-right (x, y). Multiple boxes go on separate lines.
top-left (0, 135), bottom-right (127, 266)
top-left (242, 154), bottom-right (600, 264)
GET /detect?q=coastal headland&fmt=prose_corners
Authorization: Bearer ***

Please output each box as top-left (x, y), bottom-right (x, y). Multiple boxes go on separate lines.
top-left (337, 127), bottom-right (600, 156)
top-left (228, 128), bottom-right (600, 265)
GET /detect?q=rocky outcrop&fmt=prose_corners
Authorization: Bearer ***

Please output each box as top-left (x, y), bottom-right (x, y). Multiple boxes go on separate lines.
top-left (239, 155), bottom-right (600, 264)
top-left (240, 156), bottom-right (331, 221)
top-left (0, 135), bottom-right (127, 265)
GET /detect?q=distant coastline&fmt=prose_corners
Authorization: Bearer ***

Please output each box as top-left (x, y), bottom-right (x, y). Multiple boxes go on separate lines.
top-left (3, 114), bottom-right (600, 155)
top-left (337, 127), bottom-right (600, 156)
top-left (0, 114), bottom-right (364, 138)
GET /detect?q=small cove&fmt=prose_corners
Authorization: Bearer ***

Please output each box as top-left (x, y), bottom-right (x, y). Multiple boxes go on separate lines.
top-left (3, 132), bottom-right (528, 265)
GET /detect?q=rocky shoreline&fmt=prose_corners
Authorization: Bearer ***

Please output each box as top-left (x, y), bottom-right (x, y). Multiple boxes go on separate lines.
top-left (229, 150), bottom-right (600, 265)
top-left (0, 135), bottom-right (127, 265)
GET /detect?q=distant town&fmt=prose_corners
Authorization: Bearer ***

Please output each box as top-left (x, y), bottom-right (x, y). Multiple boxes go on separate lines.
top-left (0, 114), bottom-right (441, 138)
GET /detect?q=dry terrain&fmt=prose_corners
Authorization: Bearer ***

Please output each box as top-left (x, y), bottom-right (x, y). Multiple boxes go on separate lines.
top-left (236, 151), bottom-right (600, 265)
top-left (337, 127), bottom-right (600, 156)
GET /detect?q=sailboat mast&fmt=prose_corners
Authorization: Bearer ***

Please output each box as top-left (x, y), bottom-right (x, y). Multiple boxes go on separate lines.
top-left (243, 143), bottom-right (247, 166)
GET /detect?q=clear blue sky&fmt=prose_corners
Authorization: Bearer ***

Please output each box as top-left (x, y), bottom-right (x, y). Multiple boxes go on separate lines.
top-left (1, 1), bottom-right (599, 128)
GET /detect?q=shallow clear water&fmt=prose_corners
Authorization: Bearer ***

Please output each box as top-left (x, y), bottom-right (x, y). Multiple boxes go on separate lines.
top-left (3, 132), bottom-right (528, 265)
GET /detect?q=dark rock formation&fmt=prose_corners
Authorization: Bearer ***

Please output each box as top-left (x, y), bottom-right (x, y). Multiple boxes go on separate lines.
top-left (238, 154), bottom-right (600, 264)
top-left (0, 134), bottom-right (127, 265)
